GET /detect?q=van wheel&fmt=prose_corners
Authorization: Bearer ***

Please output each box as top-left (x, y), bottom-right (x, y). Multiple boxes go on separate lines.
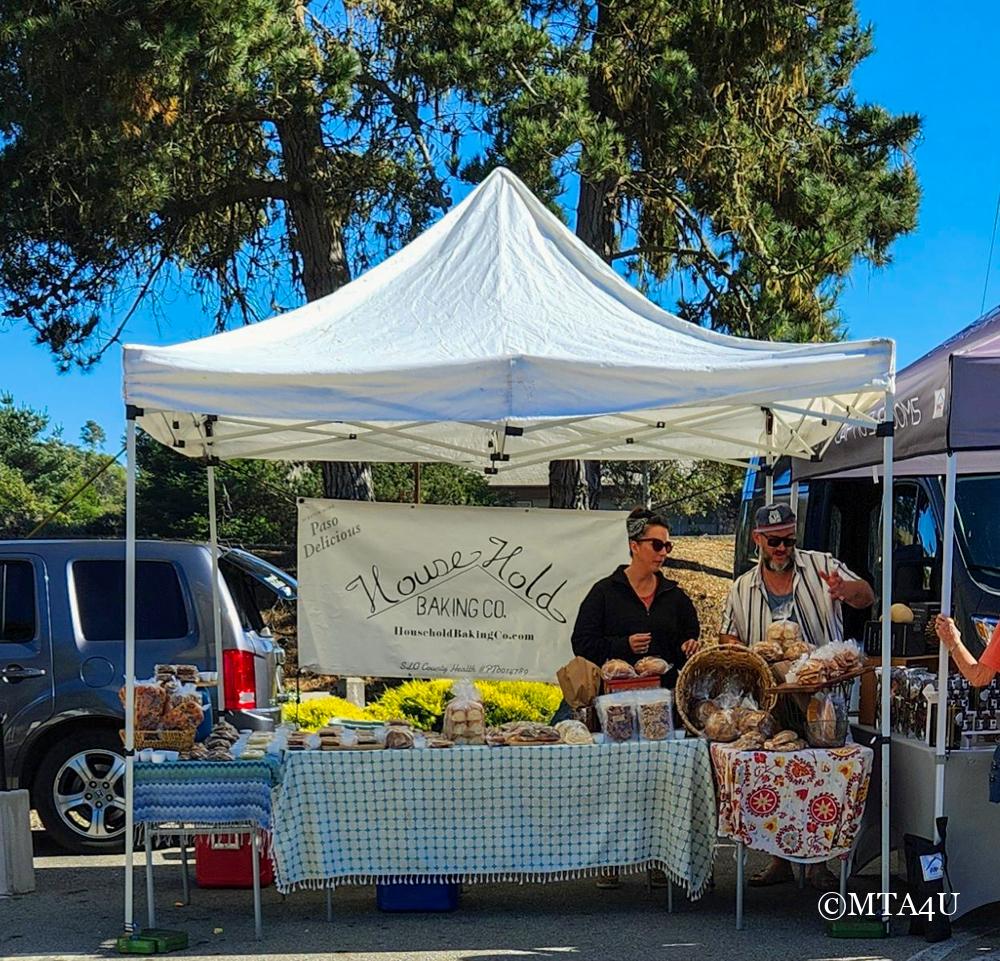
top-left (34, 730), bottom-right (127, 854)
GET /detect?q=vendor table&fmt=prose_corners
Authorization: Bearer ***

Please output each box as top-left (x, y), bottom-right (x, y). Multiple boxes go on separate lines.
top-left (710, 742), bottom-right (873, 929)
top-left (133, 757), bottom-right (281, 940)
top-left (270, 739), bottom-right (717, 900)
top-left (851, 727), bottom-right (1000, 920)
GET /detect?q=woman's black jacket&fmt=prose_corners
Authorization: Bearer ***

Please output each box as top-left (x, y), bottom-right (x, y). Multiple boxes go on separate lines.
top-left (570, 565), bottom-right (700, 689)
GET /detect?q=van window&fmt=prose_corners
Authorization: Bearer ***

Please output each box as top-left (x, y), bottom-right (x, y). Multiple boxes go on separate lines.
top-left (956, 475), bottom-right (1000, 576)
top-left (893, 484), bottom-right (938, 560)
top-left (0, 560), bottom-right (35, 642)
top-left (72, 560), bottom-right (190, 641)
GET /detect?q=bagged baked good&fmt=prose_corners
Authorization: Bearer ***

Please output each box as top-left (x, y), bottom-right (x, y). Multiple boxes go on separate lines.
top-left (638, 700), bottom-right (673, 740)
top-left (507, 723), bottom-right (561, 745)
top-left (119, 682), bottom-right (168, 730)
top-left (443, 680), bottom-right (486, 745)
top-left (766, 619), bottom-right (801, 647)
top-left (804, 691), bottom-right (848, 747)
top-left (175, 664), bottom-right (200, 684)
top-left (751, 637), bottom-right (785, 663)
top-left (764, 729), bottom-right (801, 751)
top-left (696, 700), bottom-right (722, 726)
top-left (162, 697), bottom-right (204, 732)
top-left (782, 638), bottom-right (812, 660)
top-left (594, 695), bottom-right (638, 742)
top-left (704, 710), bottom-right (738, 742)
top-left (601, 659), bottom-right (637, 681)
top-left (385, 727), bottom-right (415, 749)
top-left (737, 709), bottom-right (769, 735)
top-left (732, 731), bottom-right (765, 751)
top-left (635, 656), bottom-right (670, 677)
top-left (554, 719), bottom-right (594, 744)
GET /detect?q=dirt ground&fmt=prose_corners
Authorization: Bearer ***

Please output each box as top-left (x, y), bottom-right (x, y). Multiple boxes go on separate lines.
top-left (273, 534), bottom-right (737, 690)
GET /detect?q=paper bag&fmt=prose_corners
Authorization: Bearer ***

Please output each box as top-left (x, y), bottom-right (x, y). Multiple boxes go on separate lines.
top-left (557, 656), bottom-right (602, 709)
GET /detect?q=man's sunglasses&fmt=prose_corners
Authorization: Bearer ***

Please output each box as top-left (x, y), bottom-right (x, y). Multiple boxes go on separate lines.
top-left (764, 535), bottom-right (797, 548)
top-left (636, 538), bottom-right (673, 553)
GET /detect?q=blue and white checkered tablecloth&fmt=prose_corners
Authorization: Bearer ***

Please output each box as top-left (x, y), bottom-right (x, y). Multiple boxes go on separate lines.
top-left (270, 739), bottom-right (716, 897)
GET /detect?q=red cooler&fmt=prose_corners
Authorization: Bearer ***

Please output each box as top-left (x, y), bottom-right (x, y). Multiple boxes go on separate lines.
top-left (194, 833), bottom-right (273, 888)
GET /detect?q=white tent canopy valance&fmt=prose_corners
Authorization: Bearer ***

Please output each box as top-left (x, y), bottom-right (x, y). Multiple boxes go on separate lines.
top-left (124, 168), bottom-right (894, 471)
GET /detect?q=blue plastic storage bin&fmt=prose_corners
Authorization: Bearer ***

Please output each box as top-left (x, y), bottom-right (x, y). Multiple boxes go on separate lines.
top-left (376, 882), bottom-right (460, 912)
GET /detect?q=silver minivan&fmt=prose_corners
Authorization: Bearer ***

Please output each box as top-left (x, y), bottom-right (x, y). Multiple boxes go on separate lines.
top-left (0, 539), bottom-right (292, 853)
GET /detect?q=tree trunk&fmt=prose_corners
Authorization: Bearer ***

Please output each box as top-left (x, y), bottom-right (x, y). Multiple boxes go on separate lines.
top-left (276, 35), bottom-right (373, 501)
top-left (321, 461), bottom-right (374, 500)
top-left (549, 2), bottom-right (614, 510)
top-left (548, 460), bottom-right (589, 510)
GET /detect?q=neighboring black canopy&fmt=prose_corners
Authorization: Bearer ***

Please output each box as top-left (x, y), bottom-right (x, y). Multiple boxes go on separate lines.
top-left (795, 306), bottom-right (1000, 480)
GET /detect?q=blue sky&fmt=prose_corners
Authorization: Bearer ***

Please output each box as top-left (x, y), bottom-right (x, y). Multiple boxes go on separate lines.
top-left (3, 0), bottom-right (999, 452)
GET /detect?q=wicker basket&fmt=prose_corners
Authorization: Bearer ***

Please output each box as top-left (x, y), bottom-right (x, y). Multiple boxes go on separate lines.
top-left (675, 647), bottom-right (776, 735)
top-left (119, 729), bottom-right (196, 751)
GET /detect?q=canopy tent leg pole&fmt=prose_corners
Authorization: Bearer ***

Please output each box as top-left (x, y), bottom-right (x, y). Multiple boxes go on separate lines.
top-left (934, 453), bottom-right (957, 833)
top-left (207, 465), bottom-right (226, 713)
top-left (123, 415), bottom-right (137, 934)
top-left (879, 391), bottom-right (895, 911)
top-left (764, 408), bottom-right (775, 504)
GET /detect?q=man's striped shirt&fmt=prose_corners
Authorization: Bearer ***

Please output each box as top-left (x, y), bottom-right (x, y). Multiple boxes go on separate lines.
top-left (721, 549), bottom-right (862, 647)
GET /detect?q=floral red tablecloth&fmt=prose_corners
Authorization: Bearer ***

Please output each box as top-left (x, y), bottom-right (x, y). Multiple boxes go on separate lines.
top-left (710, 742), bottom-right (873, 862)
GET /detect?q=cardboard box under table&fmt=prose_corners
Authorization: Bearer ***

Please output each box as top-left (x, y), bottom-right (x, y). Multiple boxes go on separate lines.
top-left (269, 739), bottom-right (717, 907)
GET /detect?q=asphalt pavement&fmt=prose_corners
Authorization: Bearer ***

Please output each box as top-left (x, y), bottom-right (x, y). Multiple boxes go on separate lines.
top-left (2, 830), bottom-right (998, 961)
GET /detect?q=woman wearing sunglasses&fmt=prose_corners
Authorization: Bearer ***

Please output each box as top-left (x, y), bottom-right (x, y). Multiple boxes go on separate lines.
top-left (570, 507), bottom-right (701, 691)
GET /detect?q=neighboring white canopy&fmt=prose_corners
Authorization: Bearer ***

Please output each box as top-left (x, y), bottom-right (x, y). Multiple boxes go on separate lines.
top-left (124, 168), bottom-right (894, 470)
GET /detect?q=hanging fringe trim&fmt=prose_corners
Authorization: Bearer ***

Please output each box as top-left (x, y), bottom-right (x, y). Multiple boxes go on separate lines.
top-left (133, 823), bottom-right (271, 858)
top-left (276, 859), bottom-right (709, 900)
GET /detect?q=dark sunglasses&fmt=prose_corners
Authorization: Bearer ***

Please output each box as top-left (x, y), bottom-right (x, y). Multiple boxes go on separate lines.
top-left (764, 535), bottom-right (797, 548)
top-left (636, 537), bottom-right (673, 554)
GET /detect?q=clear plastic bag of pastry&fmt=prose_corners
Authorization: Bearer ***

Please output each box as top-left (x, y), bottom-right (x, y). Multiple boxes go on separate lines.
top-left (766, 603), bottom-right (811, 660)
top-left (118, 681), bottom-right (168, 730)
top-left (442, 679), bottom-right (486, 745)
top-left (804, 690), bottom-right (848, 747)
top-left (635, 689), bottom-right (674, 741)
top-left (594, 692), bottom-right (638, 742)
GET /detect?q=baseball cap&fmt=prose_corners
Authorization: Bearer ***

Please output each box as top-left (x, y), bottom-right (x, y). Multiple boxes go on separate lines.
top-left (754, 503), bottom-right (796, 532)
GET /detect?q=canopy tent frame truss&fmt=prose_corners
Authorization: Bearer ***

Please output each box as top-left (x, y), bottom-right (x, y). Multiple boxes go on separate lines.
top-left (133, 399), bottom-right (882, 478)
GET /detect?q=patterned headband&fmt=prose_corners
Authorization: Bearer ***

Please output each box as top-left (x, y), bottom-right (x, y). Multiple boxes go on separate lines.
top-left (626, 516), bottom-right (648, 540)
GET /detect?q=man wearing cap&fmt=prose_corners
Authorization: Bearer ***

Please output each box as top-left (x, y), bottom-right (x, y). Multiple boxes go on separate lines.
top-left (720, 502), bottom-right (874, 888)
top-left (721, 503), bottom-right (874, 651)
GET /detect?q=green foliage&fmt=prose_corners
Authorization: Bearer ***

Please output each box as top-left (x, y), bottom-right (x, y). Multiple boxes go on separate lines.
top-left (603, 460), bottom-right (744, 519)
top-left (0, 393), bottom-right (125, 536)
top-left (364, 679), bottom-right (454, 729)
top-left (135, 430), bottom-right (323, 543)
top-left (1, 0), bottom-right (920, 371)
top-left (372, 463), bottom-right (505, 507)
top-left (281, 695), bottom-right (369, 730)
top-left (474, 680), bottom-right (563, 726)
top-left (282, 679), bottom-right (562, 731)
top-left (0, 0), bottom-right (454, 366)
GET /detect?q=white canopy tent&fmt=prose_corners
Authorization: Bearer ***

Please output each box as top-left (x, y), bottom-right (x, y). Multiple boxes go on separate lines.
top-left (121, 167), bottom-right (897, 933)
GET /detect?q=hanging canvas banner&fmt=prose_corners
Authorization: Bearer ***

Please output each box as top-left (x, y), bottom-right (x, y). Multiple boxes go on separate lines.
top-left (297, 498), bottom-right (626, 681)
